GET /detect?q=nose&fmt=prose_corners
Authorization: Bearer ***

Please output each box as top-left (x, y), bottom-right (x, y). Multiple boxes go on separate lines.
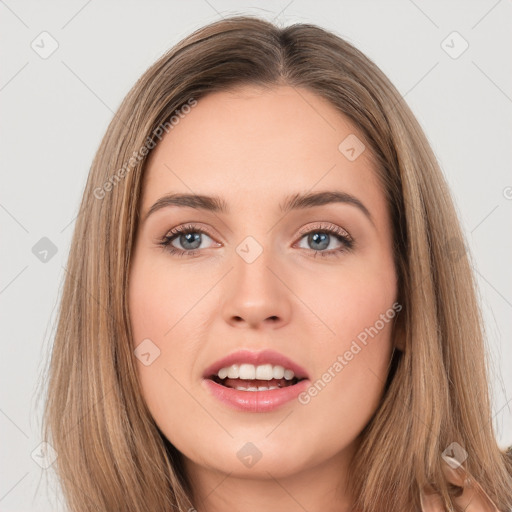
top-left (221, 246), bottom-right (292, 330)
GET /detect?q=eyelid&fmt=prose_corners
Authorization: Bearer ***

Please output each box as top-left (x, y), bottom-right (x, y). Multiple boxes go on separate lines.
top-left (159, 221), bottom-right (354, 257)
top-left (162, 222), bottom-right (352, 243)
top-left (295, 222), bottom-right (353, 242)
top-left (163, 223), bottom-right (220, 242)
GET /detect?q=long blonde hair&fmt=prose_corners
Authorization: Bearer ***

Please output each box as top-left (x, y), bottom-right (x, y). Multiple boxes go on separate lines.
top-left (41, 15), bottom-right (512, 511)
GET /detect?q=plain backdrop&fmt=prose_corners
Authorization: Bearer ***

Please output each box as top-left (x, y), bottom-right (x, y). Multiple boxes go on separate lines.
top-left (1, 1), bottom-right (511, 510)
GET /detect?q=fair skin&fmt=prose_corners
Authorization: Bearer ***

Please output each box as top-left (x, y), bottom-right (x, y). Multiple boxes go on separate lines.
top-left (129, 85), bottom-right (398, 512)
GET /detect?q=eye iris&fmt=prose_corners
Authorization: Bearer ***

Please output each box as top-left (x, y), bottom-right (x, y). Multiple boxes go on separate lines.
top-left (165, 227), bottom-right (346, 255)
top-left (309, 232), bottom-right (329, 251)
top-left (179, 232), bottom-right (201, 250)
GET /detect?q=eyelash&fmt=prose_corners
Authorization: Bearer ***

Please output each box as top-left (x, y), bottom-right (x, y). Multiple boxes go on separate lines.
top-left (158, 222), bottom-right (354, 259)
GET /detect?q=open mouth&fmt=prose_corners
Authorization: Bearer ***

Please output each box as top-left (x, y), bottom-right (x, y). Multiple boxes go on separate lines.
top-left (210, 375), bottom-right (303, 391)
top-left (203, 354), bottom-right (310, 411)
top-left (201, 349), bottom-right (311, 408)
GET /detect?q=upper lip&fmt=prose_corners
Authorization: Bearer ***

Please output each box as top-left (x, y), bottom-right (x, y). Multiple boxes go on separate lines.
top-left (202, 349), bottom-right (310, 380)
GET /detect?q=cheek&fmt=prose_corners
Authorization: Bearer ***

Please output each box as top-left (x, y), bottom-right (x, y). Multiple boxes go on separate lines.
top-left (128, 254), bottom-right (181, 379)
top-left (293, 251), bottom-right (397, 346)
top-left (128, 256), bottom-right (204, 440)
top-left (128, 254), bottom-right (198, 345)
top-left (292, 254), bottom-right (397, 425)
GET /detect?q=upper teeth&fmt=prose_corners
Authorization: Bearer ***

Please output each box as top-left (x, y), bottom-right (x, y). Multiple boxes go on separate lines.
top-left (217, 364), bottom-right (295, 381)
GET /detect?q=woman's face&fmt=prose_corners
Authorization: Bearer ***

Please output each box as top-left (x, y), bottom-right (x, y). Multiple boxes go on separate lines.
top-left (129, 85), bottom-right (398, 482)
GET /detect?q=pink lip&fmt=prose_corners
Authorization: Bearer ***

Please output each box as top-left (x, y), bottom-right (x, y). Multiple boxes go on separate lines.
top-left (201, 349), bottom-right (310, 413)
top-left (202, 349), bottom-right (309, 379)
top-left (202, 378), bottom-right (310, 412)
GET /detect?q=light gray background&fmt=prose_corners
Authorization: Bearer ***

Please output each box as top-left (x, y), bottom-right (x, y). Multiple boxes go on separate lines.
top-left (1, 1), bottom-right (511, 510)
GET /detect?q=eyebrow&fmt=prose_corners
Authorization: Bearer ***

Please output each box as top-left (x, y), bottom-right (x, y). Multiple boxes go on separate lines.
top-left (144, 190), bottom-right (374, 225)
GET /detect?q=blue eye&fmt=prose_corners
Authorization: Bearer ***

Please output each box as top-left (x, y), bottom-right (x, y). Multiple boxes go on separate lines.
top-left (295, 223), bottom-right (354, 258)
top-left (159, 224), bottom-right (215, 257)
top-left (159, 222), bottom-right (354, 258)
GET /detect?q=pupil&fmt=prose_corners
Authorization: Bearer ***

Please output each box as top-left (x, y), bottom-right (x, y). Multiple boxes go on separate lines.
top-left (181, 233), bottom-right (201, 250)
top-left (310, 232), bottom-right (329, 250)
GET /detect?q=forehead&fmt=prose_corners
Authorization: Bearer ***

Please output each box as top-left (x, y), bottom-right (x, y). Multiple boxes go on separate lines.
top-left (142, 85), bottom-right (383, 214)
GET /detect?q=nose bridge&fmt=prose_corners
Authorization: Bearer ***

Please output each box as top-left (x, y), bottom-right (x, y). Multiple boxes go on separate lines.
top-left (221, 234), bottom-right (291, 328)
top-left (235, 237), bottom-right (275, 296)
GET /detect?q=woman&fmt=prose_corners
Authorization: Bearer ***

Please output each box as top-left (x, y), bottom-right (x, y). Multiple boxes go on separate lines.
top-left (42, 15), bottom-right (512, 512)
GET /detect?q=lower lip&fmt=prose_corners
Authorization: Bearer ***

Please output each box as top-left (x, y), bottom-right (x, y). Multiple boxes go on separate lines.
top-left (202, 378), bottom-right (310, 412)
